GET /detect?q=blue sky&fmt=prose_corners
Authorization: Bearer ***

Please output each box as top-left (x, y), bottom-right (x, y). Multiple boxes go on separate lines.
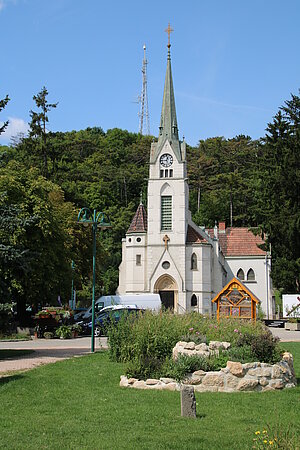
top-left (0, 0), bottom-right (299, 146)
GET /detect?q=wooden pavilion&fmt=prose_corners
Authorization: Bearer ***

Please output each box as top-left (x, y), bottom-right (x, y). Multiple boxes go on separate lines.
top-left (212, 277), bottom-right (259, 321)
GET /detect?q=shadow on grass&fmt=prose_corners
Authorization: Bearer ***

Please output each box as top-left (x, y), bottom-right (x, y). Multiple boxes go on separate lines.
top-left (0, 373), bottom-right (24, 386)
top-left (0, 349), bottom-right (34, 360)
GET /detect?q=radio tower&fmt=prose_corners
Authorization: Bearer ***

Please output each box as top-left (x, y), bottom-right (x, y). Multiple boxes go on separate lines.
top-left (139, 44), bottom-right (150, 135)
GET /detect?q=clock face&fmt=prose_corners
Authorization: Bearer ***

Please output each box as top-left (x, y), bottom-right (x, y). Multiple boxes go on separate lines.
top-left (160, 153), bottom-right (173, 167)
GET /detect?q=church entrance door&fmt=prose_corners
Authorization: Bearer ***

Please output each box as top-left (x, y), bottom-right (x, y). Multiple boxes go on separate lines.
top-left (159, 290), bottom-right (174, 310)
top-left (154, 275), bottom-right (178, 311)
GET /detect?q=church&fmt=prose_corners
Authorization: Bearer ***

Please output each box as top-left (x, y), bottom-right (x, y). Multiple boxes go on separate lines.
top-left (117, 35), bottom-right (273, 319)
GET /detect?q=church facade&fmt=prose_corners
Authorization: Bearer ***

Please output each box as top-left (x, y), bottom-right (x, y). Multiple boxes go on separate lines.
top-left (117, 42), bottom-right (273, 318)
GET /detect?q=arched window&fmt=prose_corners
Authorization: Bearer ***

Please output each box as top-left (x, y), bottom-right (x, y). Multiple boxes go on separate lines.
top-left (191, 253), bottom-right (197, 270)
top-left (247, 268), bottom-right (255, 281)
top-left (191, 294), bottom-right (197, 307)
top-left (237, 268), bottom-right (245, 280)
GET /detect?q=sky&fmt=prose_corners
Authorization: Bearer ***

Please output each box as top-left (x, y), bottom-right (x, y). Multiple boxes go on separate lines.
top-left (0, 0), bottom-right (300, 146)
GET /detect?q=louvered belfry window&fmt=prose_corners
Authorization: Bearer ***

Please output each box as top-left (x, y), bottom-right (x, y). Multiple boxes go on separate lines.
top-left (161, 196), bottom-right (172, 230)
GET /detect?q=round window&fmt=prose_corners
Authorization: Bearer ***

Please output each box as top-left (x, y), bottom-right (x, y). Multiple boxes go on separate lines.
top-left (162, 261), bottom-right (170, 269)
top-left (128, 238), bottom-right (131, 243)
top-left (136, 237), bottom-right (141, 243)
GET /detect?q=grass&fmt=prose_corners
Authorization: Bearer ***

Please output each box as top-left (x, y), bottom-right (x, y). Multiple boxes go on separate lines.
top-left (0, 343), bottom-right (299, 449)
top-left (0, 349), bottom-right (34, 360)
top-left (0, 333), bottom-right (31, 341)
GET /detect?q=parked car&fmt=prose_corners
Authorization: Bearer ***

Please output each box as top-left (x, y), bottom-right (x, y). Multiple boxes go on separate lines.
top-left (81, 306), bottom-right (144, 336)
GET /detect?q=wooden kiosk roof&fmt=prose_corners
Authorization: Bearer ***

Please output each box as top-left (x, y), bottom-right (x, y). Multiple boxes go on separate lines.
top-left (212, 277), bottom-right (260, 304)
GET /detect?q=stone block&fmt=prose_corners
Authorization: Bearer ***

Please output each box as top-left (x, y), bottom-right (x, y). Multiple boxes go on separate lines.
top-left (194, 384), bottom-right (218, 392)
top-left (259, 377), bottom-right (269, 387)
top-left (269, 379), bottom-right (285, 390)
top-left (163, 382), bottom-right (178, 391)
top-left (160, 377), bottom-right (176, 384)
top-left (225, 374), bottom-right (239, 389)
top-left (243, 362), bottom-right (258, 370)
top-left (237, 379), bottom-right (259, 391)
top-left (202, 372), bottom-right (224, 387)
top-left (181, 386), bottom-right (196, 418)
top-left (248, 367), bottom-right (272, 378)
top-left (227, 361), bottom-right (244, 377)
top-left (262, 385), bottom-right (275, 392)
top-left (195, 343), bottom-right (209, 351)
top-left (127, 378), bottom-right (138, 384)
top-left (221, 341), bottom-right (231, 350)
top-left (184, 342), bottom-right (196, 350)
top-left (193, 370), bottom-right (206, 377)
top-left (133, 380), bottom-right (146, 389)
top-left (272, 365), bottom-right (284, 379)
top-left (120, 376), bottom-right (129, 387)
top-left (209, 341), bottom-right (223, 350)
top-left (146, 378), bottom-right (160, 385)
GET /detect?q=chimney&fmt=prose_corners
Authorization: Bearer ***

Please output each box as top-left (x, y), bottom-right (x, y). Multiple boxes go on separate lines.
top-left (219, 222), bottom-right (226, 234)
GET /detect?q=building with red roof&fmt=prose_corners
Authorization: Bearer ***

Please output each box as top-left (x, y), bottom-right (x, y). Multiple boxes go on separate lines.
top-left (118, 36), bottom-right (273, 318)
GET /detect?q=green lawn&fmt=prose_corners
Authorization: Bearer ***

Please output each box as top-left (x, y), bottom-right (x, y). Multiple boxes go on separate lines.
top-left (0, 343), bottom-right (299, 449)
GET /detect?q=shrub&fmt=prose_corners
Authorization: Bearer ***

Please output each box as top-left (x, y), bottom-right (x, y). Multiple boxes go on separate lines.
top-left (227, 345), bottom-right (255, 363)
top-left (161, 352), bottom-right (230, 382)
top-left (236, 330), bottom-right (281, 364)
top-left (55, 325), bottom-right (72, 339)
top-left (43, 332), bottom-right (54, 339)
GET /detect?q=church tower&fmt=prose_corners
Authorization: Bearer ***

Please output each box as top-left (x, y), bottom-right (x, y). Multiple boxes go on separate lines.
top-left (118, 25), bottom-right (224, 314)
top-left (146, 24), bottom-right (189, 311)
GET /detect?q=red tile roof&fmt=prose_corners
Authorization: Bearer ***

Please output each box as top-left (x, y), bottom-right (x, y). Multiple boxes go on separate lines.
top-left (127, 203), bottom-right (147, 233)
top-left (186, 225), bottom-right (208, 244)
top-left (207, 227), bottom-right (266, 256)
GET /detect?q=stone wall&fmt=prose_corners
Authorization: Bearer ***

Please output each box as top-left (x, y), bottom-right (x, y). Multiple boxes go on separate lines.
top-left (120, 341), bottom-right (297, 393)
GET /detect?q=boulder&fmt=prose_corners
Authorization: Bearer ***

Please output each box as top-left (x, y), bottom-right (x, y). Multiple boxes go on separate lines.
top-left (237, 379), bottom-right (259, 391)
top-left (202, 372), bottom-right (224, 387)
top-left (227, 361), bottom-right (244, 377)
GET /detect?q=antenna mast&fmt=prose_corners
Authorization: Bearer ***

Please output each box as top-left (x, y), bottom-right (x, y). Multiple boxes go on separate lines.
top-left (139, 44), bottom-right (150, 135)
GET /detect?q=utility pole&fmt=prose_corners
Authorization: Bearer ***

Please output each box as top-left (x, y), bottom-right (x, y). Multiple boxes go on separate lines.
top-left (139, 44), bottom-right (150, 135)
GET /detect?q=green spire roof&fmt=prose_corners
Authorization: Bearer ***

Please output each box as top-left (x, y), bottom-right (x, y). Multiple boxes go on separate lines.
top-left (151, 36), bottom-right (183, 163)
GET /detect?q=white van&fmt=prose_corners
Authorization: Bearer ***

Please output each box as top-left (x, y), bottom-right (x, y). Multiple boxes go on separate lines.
top-left (79, 294), bottom-right (161, 321)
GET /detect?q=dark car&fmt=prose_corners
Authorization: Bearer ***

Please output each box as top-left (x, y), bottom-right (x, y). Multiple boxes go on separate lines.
top-left (84, 307), bottom-right (143, 337)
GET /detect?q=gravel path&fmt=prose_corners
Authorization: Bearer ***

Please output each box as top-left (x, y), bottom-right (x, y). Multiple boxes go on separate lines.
top-left (0, 337), bottom-right (108, 375)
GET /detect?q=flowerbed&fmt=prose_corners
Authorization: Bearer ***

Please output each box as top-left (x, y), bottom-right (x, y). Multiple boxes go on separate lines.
top-left (107, 311), bottom-right (282, 380)
top-left (120, 341), bottom-right (297, 393)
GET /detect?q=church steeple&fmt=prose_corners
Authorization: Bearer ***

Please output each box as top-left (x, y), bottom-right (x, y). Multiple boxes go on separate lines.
top-left (150, 24), bottom-right (183, 163)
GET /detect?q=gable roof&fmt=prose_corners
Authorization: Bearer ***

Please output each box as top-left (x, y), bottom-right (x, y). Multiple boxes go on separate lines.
top-left (211, 277), bottom-right (260, 304)
top-left (186, 225), bottom-right (208, 244)
top-left (207, 227), bottom-right (266, 256)
top-left (127, 203), bottom-right (147, 234)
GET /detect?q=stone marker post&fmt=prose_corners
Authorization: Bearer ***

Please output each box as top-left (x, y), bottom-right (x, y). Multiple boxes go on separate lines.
top-left (180, 385), bottom-right (196, 418)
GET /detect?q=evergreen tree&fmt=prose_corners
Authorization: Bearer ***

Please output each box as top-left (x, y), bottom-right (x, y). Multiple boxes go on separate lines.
top-left (0, 94), bottom-right (10, 135)
top-left (29, 87), bottom-right (58, 178)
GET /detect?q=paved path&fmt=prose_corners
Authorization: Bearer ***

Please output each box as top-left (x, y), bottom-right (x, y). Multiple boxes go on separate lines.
top-left (268, 327), bottom-right (300, 342)
top-left (1, 328), bottom-right (299, 375)
top-left (0, 336), bottom-right (108, 374)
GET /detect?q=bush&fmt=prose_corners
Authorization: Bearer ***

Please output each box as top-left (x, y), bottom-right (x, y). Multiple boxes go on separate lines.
top-left (236, 329), bottom-right (281, 364)
top-left (43, 332), bottom-right (54, 339)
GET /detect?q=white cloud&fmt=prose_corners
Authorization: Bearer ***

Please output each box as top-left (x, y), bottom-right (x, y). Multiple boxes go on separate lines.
top-left (0, 117), bottom-right (29, 143)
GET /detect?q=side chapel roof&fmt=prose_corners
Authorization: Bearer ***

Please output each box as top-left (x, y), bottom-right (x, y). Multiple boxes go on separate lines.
top-left (127, 203), bottom-right (147, 234)
top-left (207, 226), bottom-right (266, 256)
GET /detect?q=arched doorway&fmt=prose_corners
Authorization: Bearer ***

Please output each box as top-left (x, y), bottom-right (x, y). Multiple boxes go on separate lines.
top-left (154, 275), bottom-right (178, 310)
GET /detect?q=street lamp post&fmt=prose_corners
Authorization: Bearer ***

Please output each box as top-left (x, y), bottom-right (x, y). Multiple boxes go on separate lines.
top-left (77, 207), bottom-right (111, 352)
top-left (71, 260), bottom-right (75, 310)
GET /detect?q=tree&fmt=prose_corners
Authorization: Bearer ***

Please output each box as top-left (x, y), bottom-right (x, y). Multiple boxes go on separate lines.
top-left (29, 87), bottom-right (58, 178)
top-left (254, 92), bottom-right (300, 292)
top-left (0, 94), bottom-right (10, 135)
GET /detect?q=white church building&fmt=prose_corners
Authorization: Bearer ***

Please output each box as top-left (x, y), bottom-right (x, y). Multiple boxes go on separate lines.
top-left (118, 39), bottom-right (273, 318)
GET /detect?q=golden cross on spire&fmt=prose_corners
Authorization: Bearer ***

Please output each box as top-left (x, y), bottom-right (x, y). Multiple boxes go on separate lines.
top-left (165, 23), bottom-right (173, 48)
